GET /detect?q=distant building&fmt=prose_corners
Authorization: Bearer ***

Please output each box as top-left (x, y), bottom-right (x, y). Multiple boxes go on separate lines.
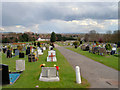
top-left (36, 37), bottom-right (50, 41)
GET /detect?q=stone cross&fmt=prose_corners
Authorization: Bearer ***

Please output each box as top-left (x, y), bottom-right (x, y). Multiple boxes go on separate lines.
top-left (49, 53), bottom-right (55, 62)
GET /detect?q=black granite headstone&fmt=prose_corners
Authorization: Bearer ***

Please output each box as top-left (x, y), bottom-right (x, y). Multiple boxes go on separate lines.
top-left (85, 46), bottom-right (89, 51)
top-left (0, 64), bottom-right (10, 85)
top-left (19, 53), bottom-right (24, 58)
top-left (117, 41), bottom-right (120, 48)
top-left (34, 42), bottom-right (36, 46)
top-left (37, 42), bottom-right (40, 47)
top-left (13, 49), bottom-right (17, 53)
top-left (26, 49), bottom-right (30, 55)
top-left (75, 45), bottom-right (77, 49)
top-left (3, 48), bottom-right (7, 53)
top-left (28, 54), bottom-right (36, 62)
top-left (80, 41), bottom-right (82, 44)
top-left (27, 47), bottom-right (30, 50)
top-left (7, 50), bottom-right (12, 58)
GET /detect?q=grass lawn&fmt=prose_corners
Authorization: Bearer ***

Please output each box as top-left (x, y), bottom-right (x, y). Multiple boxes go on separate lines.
top-left (2, 48), bottom-right (89, 88)
top-left (55, 42), bottom-right (66, 46)
top-left (66, 47), bottom-right (119, 71)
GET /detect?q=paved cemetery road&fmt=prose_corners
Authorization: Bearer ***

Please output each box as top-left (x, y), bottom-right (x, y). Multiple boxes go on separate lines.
top-left (55, 44), bottom-right (119, 88)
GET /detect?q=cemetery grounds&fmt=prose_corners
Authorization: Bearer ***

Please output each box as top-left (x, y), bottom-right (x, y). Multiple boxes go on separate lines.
top-left (2, 46), bottom-right (89, 88)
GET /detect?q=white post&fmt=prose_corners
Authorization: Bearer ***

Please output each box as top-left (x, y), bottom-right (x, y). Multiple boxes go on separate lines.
top-left (76, 66), bottom-right (81, 84)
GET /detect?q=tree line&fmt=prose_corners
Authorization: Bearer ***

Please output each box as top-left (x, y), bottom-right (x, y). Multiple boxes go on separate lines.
top-left (2, 30), bottom-right (120, 43)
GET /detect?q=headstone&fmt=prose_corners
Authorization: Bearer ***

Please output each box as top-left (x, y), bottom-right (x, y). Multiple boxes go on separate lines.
top-left (81, 45), bottom-right (86, 51)
top-left (49, 46), bottom-right (53, 50)
top-left (75, 45), bottom-right (77, 49)
top-left (99, 48), bottom-right (107, 55)
top-left (26, 48), bottom-right (30, 55)
top-left (16, 60), bottom-right (25, 71)
top-left (47, 50), bottom-right (57, 62)
top-left (3, 48), bottom-right (7, 53)
top-left (85, 45), bottom-right (89, 51)
top-left (19, 53), bottom-right (24, 58)
top-left (0, 64), bottom-right (10, 85)
top-left (89, 46), bottom-right (93, 53)
top-left (41, 67), bottom-right (56, 77)
top-left (34, 51), bottom-right (38, 58)
top-left (13, 49), bottom-right (17, 53)
top-left (80, 41), bottom-right (82, 44)
top-left (22, 47), bottom-right (26, 51)
top-left (92, 47), bottom-right (99, 54)
top-left (15, 50), bottom-right (19, 56)
top-left (37, 48), bottom-right (43, 56)
top-left (43, 47), bottom-right (46, 51)
top-left (7, 50), bottom-right (12, 58)
top-left (28, 54), bottom-right (36, 62)
top-left (111, 46), bottom-right (117, 55)
top-left (31, 48), bottom-right (34, 53)
top-left (39, 67), bottom-right (59, 82)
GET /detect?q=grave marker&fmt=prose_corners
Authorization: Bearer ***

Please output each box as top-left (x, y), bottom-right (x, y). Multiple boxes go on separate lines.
top-left (0, 64), bottom-right (10, 85)
top-left (15, 50), bottom-right (19, 56)
top-left (16, 60), bottom-right (25, 71)
top-left (47, 50), bottom-right (57, 62)
top-left (39, 67), bottom-right (59, 82)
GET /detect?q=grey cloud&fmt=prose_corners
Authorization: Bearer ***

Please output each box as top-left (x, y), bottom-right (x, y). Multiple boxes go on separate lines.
top-left (2, 2), bottom-right (118, 26)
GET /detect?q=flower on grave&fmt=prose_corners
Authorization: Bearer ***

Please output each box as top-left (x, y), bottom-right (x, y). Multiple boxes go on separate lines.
top-left (35, 85), bottom-right (39, 88)
top-left (54, 64), bottom-right (56, 67)
top-left (40, 64), bottom-right (45, 67)
top-left (56, 66), bottom-right (59, 71)
top-left (53, 65), bottom-right (59, 70)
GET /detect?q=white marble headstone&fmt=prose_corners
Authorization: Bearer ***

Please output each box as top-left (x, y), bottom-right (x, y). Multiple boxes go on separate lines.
top-left (37, 48), bottom-right (43, 55)
top-left (47, 50), bottom-right (57, 62)
top-left (31, 48), bottom-right (34, 53)
top-left (49, 46), bottom-right (53, 50)
top-left (16, 60), bottom-right (25, 71)
top-left (43, 47), bottom-right (46, 50)
top-left (48, 50), bottom-right (56, 56)
top-left (35, 51), bottom-right (38, 57)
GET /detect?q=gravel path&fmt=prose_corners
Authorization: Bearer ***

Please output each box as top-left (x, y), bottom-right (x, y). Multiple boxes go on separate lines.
top-left (55, 44), bottom-right (119, 88)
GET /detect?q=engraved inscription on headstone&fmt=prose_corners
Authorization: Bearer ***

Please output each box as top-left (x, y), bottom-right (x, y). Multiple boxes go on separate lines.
top-left (42, 67), bottom-right (56, 77)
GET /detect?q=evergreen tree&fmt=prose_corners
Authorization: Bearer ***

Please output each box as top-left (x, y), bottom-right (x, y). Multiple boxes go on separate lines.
top-left (50, 32), bottom-right (56, 42)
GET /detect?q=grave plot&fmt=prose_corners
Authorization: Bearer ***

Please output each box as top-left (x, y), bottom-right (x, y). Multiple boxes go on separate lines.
top-left (39, 67), bottom-right (59, 82)
top-left (0, 64), bottom-right (22, 85)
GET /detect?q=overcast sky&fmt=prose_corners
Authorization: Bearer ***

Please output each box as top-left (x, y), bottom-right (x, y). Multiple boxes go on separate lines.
top-left (0, 2), bottom-right (118, 33)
